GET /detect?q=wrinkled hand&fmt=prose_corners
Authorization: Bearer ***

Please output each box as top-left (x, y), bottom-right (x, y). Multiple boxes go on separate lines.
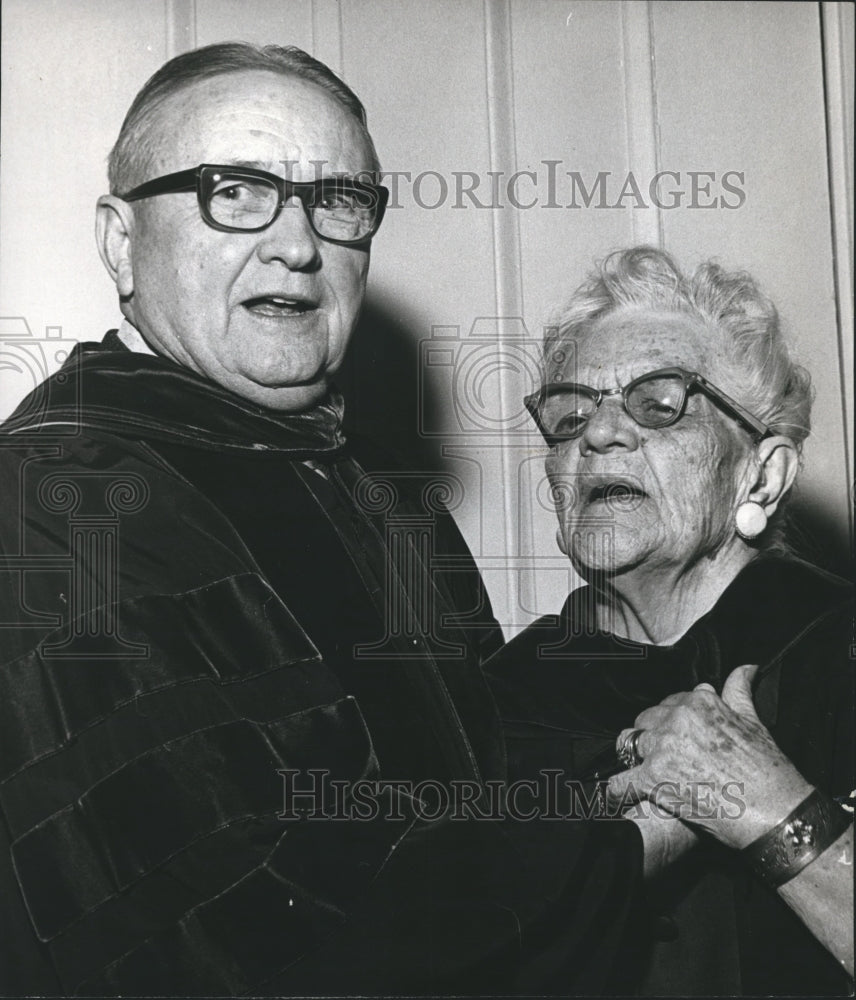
top-left (608, 664), bottom-right (814, 850)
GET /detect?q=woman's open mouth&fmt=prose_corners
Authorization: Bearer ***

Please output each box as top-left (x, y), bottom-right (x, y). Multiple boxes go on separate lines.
top-left (587, 480), bottom-right (648, 509)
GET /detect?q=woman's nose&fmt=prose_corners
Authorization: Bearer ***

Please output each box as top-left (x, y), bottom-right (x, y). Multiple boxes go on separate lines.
top-left (578, 397), bottom-right (641, 455)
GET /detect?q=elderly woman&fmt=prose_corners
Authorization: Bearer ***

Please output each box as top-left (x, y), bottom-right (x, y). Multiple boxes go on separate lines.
top-left (487, 247), bottom-right (852, 996)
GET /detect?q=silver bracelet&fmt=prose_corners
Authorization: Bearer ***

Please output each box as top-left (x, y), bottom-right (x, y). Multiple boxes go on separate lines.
top-left (743, 788), bottom-right (852, 889)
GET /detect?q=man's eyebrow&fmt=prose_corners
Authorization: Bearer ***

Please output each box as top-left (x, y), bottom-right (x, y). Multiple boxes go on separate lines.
top-left (221, 161), bottom-right (360, 183)
top-left (222, 159), bottom-right (273, 171)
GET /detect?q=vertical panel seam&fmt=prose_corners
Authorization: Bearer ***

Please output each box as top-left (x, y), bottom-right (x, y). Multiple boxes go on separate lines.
top-left (312, 0), bottom-right (345, 78)
top-left (647, 0), bottom-right (664, 247)
top-left (483, 0), bottom-right (533, 625)
top-left (336, 0), bottom-right (345, 80)
top-left (620, 0), bottom-right (662, 247)
top-left (311, 0), bottom-right (318, 55)
top-left (819, 1), bottom-right (854, 544)
top-left (165, 0), bottom-right (196, 59)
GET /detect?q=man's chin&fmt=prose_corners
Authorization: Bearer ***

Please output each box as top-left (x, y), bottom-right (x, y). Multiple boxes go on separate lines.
top-left (216, 370), bottom-right (332, 412)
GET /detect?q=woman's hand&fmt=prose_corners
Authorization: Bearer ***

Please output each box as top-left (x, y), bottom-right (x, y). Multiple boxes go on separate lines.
top-left (608, 664), bottom-right (813, 848)
top-left (609, 663), bottom-right (853, 974)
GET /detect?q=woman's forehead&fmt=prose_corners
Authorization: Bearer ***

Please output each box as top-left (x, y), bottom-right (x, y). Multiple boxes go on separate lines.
top-left (553, 307), bottom-right (721, 384)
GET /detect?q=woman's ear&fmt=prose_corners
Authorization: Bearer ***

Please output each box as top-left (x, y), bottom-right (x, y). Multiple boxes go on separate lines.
top-left (746, 435), bottom-right (800, 518)
top-left (95, 195), bottom-right (135, 299)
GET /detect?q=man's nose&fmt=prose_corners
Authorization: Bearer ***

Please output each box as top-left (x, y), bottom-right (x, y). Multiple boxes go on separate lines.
top-left (255, 196), bottom-right (321, 270)
top-left (578, 397), bottom-right (640, 455)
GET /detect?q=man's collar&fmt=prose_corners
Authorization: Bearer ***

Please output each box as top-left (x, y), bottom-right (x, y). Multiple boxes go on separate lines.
top-left (116, 318), bottom-right (157, 356)
top-left (2, 332), bottom-right (347, 456)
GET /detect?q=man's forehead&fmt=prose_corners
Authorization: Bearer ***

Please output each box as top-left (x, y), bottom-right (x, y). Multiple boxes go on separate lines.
top-left (156, 68), bottom-right (330, 113)
top-left (144, 69), bottom-right (370, 174)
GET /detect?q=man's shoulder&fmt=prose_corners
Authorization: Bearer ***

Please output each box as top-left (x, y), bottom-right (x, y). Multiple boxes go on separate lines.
top-left (0, 419), bottom-right (190, 502)
top-left (0, 422), bottom-right (255, 644)
top-left (1, 332), bottom-right (123, 433)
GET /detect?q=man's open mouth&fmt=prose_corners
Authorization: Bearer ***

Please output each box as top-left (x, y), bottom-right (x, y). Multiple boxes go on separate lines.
top-left (242, 295), bottom-right (317, 317)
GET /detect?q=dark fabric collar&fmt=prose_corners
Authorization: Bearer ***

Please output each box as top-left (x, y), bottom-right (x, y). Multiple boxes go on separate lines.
top-left (554, 553), bottom-right (850, 671)
top-left (1, 331), bottom-right (346, 455)
top-left (487, 554), bottom-right (851, 747)
top-left (674, 553), bottom-right (850, 672)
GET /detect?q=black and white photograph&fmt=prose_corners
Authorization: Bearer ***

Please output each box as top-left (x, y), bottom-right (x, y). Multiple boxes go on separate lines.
top-left (0, 1), bottom-right (853, 995)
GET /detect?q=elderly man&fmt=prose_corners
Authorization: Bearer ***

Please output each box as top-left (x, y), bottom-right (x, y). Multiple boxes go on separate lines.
top-left (0, 42), bottom-right (643, 995)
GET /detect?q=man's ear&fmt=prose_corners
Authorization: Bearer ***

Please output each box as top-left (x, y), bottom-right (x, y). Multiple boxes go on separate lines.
top-left (96, 195), bottom-right (135, 298)
top-left (745, 435), bottom-right (800, 519)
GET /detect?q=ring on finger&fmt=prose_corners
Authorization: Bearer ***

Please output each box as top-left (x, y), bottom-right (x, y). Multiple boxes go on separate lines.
top-left (617, 728), bottom-right (645, 769)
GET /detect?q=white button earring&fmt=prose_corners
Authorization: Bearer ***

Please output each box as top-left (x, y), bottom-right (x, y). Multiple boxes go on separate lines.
top-left (735, 501), bottom-right (768, 539)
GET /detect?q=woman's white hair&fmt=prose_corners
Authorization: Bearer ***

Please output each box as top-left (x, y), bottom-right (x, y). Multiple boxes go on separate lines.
top-left (545, 245), bottom-right (812, 445)
top-left (544, 245), bottom-right (813, 550)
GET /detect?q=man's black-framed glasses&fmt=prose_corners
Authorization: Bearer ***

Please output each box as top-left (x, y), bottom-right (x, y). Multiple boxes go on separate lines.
top-left (118, 163), bottom-right (390, 246)
top-left (525, 367), bottom-right (770, 446)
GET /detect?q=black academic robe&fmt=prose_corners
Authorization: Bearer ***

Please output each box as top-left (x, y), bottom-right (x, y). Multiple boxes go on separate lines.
top-left (0, 333), bottom-right (643, 996)
top-left (487, 556), bottom-right (854, 996)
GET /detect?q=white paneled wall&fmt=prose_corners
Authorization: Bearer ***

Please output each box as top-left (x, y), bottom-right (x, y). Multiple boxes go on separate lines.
top-left (1, 0), bottom-right (852, 635)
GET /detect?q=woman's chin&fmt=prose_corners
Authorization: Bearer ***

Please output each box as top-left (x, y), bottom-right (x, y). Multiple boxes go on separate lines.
top-left (571, 551), bottom-right (653, 584)
top-left (565, 530), bottom-right (654, 580)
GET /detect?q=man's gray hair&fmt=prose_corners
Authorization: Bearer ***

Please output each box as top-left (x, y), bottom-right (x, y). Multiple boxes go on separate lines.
top-left (544, 245), bottom-right (812, 448)
top-left (108, 41), bottom-right (381, 194)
